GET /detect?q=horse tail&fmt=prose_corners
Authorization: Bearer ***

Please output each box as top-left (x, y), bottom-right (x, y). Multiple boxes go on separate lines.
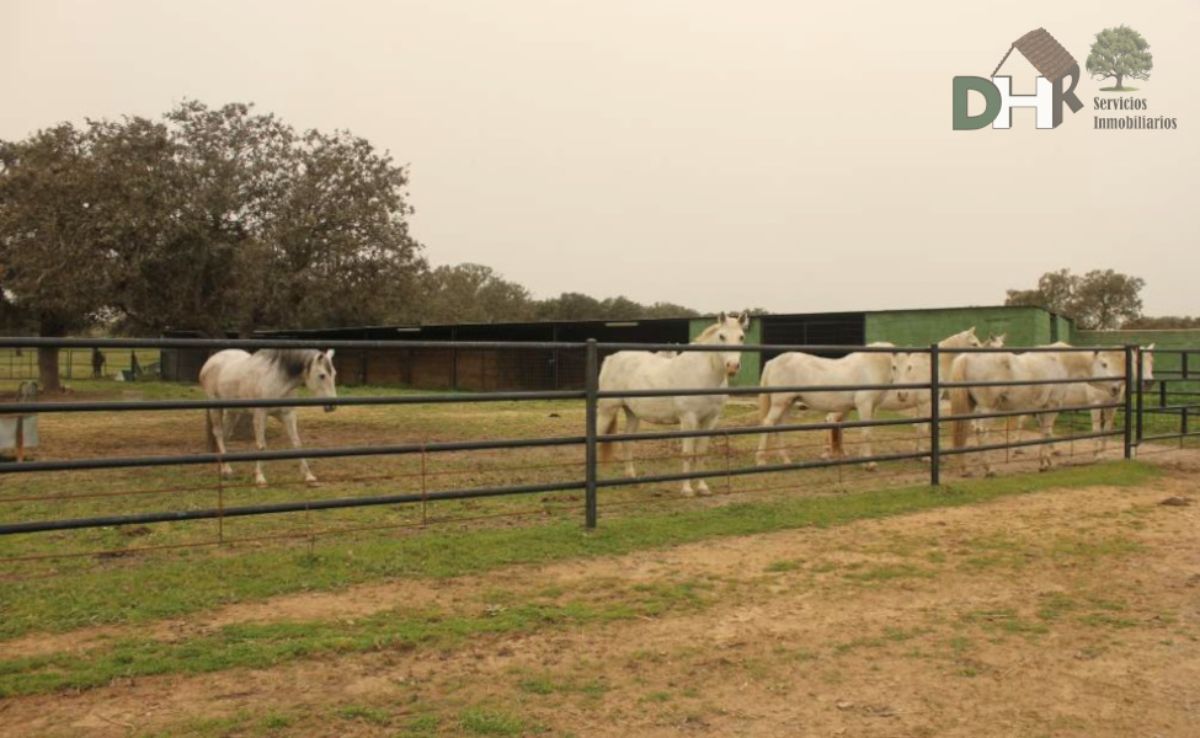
top-left (757, 360), bottom-right (775, 423)
top-left (205, 408), bottom-right (216, 452)
top-left (596, 410), bottom-right (620, 462)
top-left (950, 356), bottom-right (973, 449)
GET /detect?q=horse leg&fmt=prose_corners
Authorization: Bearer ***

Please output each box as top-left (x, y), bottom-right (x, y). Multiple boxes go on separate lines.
top-left (1010, 414), bottom-right (1027, 455)
top-left (822, 411), bottom-right (846, 460)
top-left (1037, 412), bottom-right (1058, 471)
top-left (692, 415), bottom-right (720, 496)
top-left (756, 397), bottom-right (788, 466)
top-left (622, 407), bottom-right (640, 478)
top-left (209, 409), bottom-right (235, 478)
top-left (679, 414), bottom-right (699, 497)
top-left (1102, 407), bottom-right (1116, 454)
top-left (857, 401), bottom-right (878, 472)
top-left (252, 409), bottom-right (269, 487)
top-left (975, 409), bottom-right (994, 477)
top-left (1091, 407), bottom-right (1105, 456)
top-left (771, 402), bottom-right (797, 465)
top-left (282, 409), bottom-right (317, 485)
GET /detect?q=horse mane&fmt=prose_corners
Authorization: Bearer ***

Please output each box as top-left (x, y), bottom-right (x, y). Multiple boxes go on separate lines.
top-left (692, 322), bottom-right (720, 343)
top-left (257, 349), bottom-right (319, 379)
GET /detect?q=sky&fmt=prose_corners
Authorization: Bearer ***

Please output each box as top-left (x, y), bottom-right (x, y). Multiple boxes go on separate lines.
top-left (3, 1), bottom-right (1198, 316)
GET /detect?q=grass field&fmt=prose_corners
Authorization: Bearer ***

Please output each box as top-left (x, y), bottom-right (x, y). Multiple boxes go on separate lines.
top-left (3, 375), bottom-right (1187, 573)
top-left (0, 375), bottom-right (1197, 737)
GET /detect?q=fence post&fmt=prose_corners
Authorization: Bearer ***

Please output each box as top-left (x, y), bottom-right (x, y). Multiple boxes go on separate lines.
top-left (929, 343), bottom-right (940, 486)
top-left (1182, 352), bottom-right (1190, 438)
top-left (584, 338), bottom-right (599, 529)
top-left (1123, 346), bottom-right (1134, 459)
top-left (1135, 345), bottom-right (1145, 446)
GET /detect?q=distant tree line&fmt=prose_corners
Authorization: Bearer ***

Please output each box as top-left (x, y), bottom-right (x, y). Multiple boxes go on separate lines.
top-left (1005, 268), bottom-right (1195, 330)
top-left (0, 101), bottom-right (696, 389)
top-left (417, 263), bottom-right (697, 324)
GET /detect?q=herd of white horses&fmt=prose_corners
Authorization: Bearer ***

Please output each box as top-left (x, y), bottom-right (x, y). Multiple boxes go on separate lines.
top-left (196, 314), bottom-right (1154, 492)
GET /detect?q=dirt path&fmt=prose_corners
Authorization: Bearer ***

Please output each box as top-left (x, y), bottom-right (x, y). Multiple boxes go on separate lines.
top-left (3, 469), bottom-right (1199, 737)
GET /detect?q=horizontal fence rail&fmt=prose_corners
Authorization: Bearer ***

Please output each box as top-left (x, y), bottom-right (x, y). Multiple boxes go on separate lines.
top-left (0, 336), bottom-right (1190, 548)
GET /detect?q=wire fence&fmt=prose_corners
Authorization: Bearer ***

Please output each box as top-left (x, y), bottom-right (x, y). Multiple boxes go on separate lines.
top-left (0, 337), bottom-right (1191, 564)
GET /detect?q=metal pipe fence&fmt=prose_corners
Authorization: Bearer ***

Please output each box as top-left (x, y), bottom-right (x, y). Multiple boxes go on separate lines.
top-left (0, 337), bottom-right (1186, 545)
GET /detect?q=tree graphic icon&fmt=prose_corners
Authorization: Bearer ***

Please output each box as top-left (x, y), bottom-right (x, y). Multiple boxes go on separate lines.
top-left (1086, 25), bottom-right (1152, 91)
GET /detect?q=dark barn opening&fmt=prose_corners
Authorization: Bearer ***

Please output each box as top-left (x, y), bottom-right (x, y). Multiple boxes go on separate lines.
top-left (759, 313), bottom-right (865, 366)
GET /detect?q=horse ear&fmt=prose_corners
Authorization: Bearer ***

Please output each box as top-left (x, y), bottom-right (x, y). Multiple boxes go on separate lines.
top-left (325, 349), bottom-right (335, 360)
top-left (1146, 343), bottom-right (1155, 350)
top-left (717, 311), bottom-right (727, 323)
top-left (740, 311), bottom-right (751, 329)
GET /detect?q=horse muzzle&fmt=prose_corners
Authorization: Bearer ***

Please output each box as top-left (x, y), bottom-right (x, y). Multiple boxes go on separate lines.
top-left (725, 364), bottom-right (741, 377)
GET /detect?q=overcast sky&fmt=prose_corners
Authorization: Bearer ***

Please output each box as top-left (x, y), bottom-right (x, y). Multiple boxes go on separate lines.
top-left (4, 1), bottom-right (1197, 316)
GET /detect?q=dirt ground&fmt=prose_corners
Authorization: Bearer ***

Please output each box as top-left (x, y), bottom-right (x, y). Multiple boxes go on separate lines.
top-left (2, 452), bottom-right (1198, 738)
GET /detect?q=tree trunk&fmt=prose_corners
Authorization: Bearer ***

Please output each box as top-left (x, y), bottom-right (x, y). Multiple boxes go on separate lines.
top-left (37, 314), bottom-right (66, 392)
top-left (1115, 74), bottom-right (1124, 90)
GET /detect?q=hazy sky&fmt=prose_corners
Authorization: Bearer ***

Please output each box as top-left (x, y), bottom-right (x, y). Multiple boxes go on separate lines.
top-left (4, 1), bottom-right (1198, 316)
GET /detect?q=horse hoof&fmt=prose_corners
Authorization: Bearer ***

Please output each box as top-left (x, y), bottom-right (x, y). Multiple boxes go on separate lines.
top-left (863, 462), bottom-right (878, 472)
top-left (305, 478), bottom-right (320, 487)
top-left (220, 467), bottom-right (235, 478)
top-left (681, 488), bottom-right (696, 498)
top-left (696, 484), bottom-right (713, 497)
top-left (255, 478), bottom-right (268, 488)
top-left (624, 470), bottom-right (638, 479)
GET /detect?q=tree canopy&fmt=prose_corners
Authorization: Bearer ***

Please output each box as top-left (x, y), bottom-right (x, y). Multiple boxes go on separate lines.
top-left (0, 101), bottom-right (700, 388)
top-left (1086, 25), bottom-right (1152, 90)
top-left (1005, 268), bottom-right (1145, 329)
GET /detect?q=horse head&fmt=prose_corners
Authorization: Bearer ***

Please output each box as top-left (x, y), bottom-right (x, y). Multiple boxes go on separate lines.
top-left (1140, 344), bottom-right (1156, 390)
top-left (891, 352), bottom-right (917, 403)
top-left (699, 311), bottom-right (750, 377)
top-left (305, 350), bottom-right (338, 411)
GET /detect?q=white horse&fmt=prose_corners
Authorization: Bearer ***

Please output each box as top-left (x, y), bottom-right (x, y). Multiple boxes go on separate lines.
top-left (949, 350), bottom-right (1072, 475)
top-left (869, 327), bottom-right (990, 457)
top-left (755, 343), bottom-right (894, 470)
top-left (596, 312), bottom-right (749, 497)
top-left (1007, 343), bottom-right (1154, 455)
top-left (1075, 344), bottom-right (1155, 453)
top-left (200, 349), bottom-right (338, 486)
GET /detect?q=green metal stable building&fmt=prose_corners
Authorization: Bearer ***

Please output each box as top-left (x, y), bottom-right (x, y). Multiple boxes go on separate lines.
top-left (690, 305), bottom-right (1074, 387)
top-left (164, 305), bottom-right (1077, 389)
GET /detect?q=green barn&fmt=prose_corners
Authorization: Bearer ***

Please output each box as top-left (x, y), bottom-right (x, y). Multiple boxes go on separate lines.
top-left (693, 305), bottom-right (1075, 386)
top-left (185, 305), bottom-right (1081, 390)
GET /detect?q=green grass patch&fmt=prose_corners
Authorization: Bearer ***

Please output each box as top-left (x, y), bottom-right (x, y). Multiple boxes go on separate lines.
top-left (843, 563), bottom-right (935, 583)
top-left (459, 707), bottom-right (526, 735)
top-left (765, 558), bottom-right (804, 573)
top-left (335, 704), bottom-right (392, 725)
top-left (0, 461), bottom-right (1158, 643)
top-left (962, 608), bottom-right (1049, 636)
top-left (0, 581), bottom-right (707, 698)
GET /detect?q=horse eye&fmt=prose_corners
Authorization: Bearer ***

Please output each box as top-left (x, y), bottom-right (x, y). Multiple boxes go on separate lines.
top-left (718, 335), bottom-right (726, 342)
top-left (319, 373), bottom-right (327, 380)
